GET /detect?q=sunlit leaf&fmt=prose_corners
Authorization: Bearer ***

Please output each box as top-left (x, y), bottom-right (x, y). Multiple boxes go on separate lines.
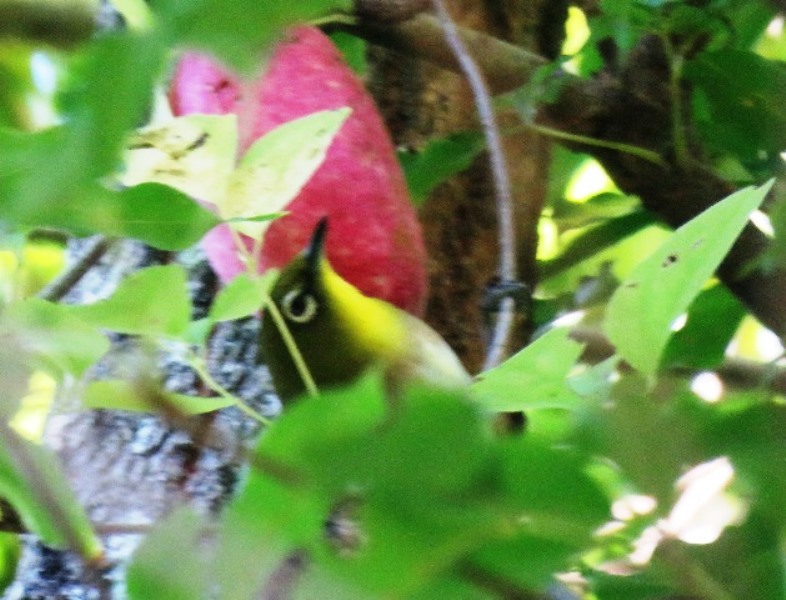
top-left (122, 114), bottom-right (238, 208)
top-left (604, 182), bottom-right (771, 375)
top-left (540, 212), bottom-right (655, 280)
top-left (222, 108), bottom-right (351, 239)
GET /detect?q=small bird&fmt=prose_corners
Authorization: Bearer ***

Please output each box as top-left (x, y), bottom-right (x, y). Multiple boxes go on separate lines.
top-left (260, 218), bottom-right (471, 403)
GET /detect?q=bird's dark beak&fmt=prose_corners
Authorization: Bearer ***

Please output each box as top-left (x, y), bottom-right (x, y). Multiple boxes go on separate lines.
top-left (304, 217), bottom-right (329, 292)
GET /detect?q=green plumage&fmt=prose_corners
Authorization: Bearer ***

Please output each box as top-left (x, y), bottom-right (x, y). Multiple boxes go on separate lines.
top-left (260, 219), bottom-right (471, 403)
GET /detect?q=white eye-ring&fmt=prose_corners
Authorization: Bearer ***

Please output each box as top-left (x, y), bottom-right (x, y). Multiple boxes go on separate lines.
top-left (281, 289), bottom-right (318, 323)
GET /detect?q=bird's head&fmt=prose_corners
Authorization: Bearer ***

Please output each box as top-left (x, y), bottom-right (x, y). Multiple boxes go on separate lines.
top-left (261, 217), bottom-right (405, 402)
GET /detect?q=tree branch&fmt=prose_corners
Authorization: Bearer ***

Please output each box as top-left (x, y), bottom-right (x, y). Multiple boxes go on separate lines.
top-left (341, 13), bottom-right (548, 94)
top-left (0, 0), bottom-right (97, 47)
top-left (39, 236), bottom-right (115, 303)
top-left (342, 16), bottom-right (786, 341)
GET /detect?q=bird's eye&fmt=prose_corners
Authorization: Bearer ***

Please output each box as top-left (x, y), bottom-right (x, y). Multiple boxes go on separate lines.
top-left (281, 289), bottom-right (318, 323)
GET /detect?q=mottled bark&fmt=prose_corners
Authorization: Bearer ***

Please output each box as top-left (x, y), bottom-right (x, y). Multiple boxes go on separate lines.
top-left (3, 241), bottom-right (277, 600)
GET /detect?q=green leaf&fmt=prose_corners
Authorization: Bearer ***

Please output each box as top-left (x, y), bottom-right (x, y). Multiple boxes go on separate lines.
top-left (498, 437), bottom-right (610, 546)
top-left (469, 537), bottom-right (578, 591)
top-left (589, 571), bottom-right (676, 600)
top-left (221, 374), bottom-right (606, 596)
top-left (153, 0), bottom-right (353, 72)
top-left (0, 298), bottom-right (110, 379)
top-left (472, 328), bottom-right (585, 412)
top-left (0, 421), bottom-right (102, 561)
top-left (68, 265), bottom-right (191, 339)
top-left (0, 35), bottom-right (161, 215)
top-left (0, 127), bottom-right (81, 226)
top-left (329, 30), bottom-right (367, 76)
top-left (568, 355), bottom-right (620, 402)
top-left (398, 132), bottom-right (485, 204)
top-left (60, 32), bottom-right (166, 179)
top-left (83, 380), bottom-right (234, 414)
top-left (127, 507), bottom-right (210, 600)
top-left (209, 272), bottom-right (275, 322)
top-left (184, 318), bottom-right (213, 346)
top-left (577, 374), bottom-right (699, 499)
top-left (0, 180), bottom-right (220, 249)
top-left (223, 108), bottom-right (351, 239)
top-left (224, 211), bottom-right (287, 224)
top-left (103, 183), bottom-right (221, 251)
top-left (0, 532), bottom-right (20, 594)
top-left (604, 182), bottom-right (772, 376)
top-left (552, 192), bottom-right (640, 230)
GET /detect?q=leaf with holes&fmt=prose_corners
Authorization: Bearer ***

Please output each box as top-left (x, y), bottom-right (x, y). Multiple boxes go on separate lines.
top-left (122, 114), bottom-right (238, 208)
top-left (604, 181), bottom-right (772, 375)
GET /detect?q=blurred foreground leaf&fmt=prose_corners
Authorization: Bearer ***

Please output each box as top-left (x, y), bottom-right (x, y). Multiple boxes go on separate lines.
top-left (127, 507), bottom-right (209, 600)
top-left (0, 298), bottom-right (110, 380)
top-left (216, 375), bottom-right (608, 597)
top-left (0, 422), bottom-right (101, 562)
top-left (472, 327), bottom-right (585, 412)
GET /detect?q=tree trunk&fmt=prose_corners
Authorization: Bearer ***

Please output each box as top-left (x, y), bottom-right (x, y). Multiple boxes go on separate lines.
top-left (367, 0), bottom-right (557, 372)
top-left (3, 241), bottom-right (275, 600)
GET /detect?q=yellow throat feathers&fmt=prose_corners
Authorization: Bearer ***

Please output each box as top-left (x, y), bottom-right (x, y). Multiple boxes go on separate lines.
top-left (319, 259), bottom-right (408, 362)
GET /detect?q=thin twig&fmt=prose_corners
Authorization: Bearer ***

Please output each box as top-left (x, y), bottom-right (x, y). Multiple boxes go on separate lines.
top-left (188, 352), bottom-right (270, 425)
top-left (519, 123), bottom-right (667, 167)
top-left (430, 0), bottom-right (518, 371)
top-left (39, 235), bottom-right (115, 302)
top-left (259, 549), bottom-right (309, 600)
